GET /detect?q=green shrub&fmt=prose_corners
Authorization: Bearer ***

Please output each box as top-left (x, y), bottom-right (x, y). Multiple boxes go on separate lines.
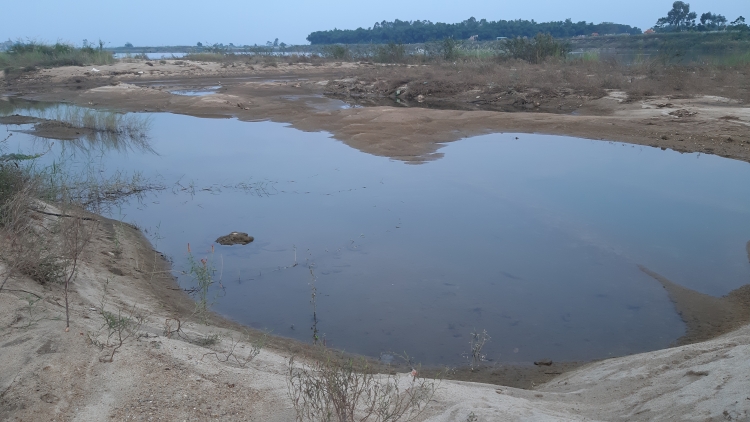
top-left (501, 33), bottom-right (572, 63)
top-left (322, 45), bottom-right (350, 60)
top-left (442, 37), bottom-right (459, 60)
top-left (375, 42), bottom-right (406, 63)
top-left (0, 41), bottom-right (114, 71)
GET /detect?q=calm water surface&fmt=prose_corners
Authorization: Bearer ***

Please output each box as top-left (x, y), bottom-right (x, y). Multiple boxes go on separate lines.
top-left (3, 99), bottom-right (750, 365)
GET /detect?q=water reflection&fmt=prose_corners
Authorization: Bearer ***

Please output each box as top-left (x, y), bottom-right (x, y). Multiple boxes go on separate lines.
top-left (2, 100), bottom-right (750, 367)
top-left (1, 98), bottom-right (153, 155)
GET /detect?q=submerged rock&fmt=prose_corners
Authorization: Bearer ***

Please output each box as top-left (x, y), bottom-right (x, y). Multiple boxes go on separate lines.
top-left (215, 232), bottom-right (254, 246)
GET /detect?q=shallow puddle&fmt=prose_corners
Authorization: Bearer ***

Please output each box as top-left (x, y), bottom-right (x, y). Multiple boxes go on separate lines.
top-left (3, 98), bottom-right (750, 365)
top-left (168, 86), bottom-right (222, 96)
top-left (282, 94), bottom-right (362, 111)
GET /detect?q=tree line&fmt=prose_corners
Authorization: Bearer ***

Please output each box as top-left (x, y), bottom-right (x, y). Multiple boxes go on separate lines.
top-left (654, 1), bottom-right (747, 32)
top-left (306, 17), bottom-right (642, 45)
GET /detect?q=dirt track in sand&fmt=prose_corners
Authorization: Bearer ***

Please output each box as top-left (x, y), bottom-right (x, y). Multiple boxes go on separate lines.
top-left (3, 60), bottom-right (750, 164)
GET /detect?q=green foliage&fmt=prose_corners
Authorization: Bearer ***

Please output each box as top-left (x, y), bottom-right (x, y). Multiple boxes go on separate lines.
top-left (0, 153), bottom-right (44, 162)
top-left (710, 51), bottom-right (750, 66)
top-left (654, 2), bottom-right (748, 33)
top-left (374, 42), bottom-right (406, 63)
top-left (307, 17), bottom-right (641, 44)
top-left (89, 302), bottom-right (145, 362)
top-left (441, 37), bottom-right (459, 60)
top-left (321, 45), bottom-right (350, 60)
top-left (185, 243), bottom-right (217, 324)
top-left (501, 33), bottom-right (572, 63)
top-left (0, 41), bottom-right (114, 73)
top-left (655, 1), bottom-right (697, 32)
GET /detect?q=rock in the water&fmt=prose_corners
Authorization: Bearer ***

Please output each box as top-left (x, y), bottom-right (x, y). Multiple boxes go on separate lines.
top-left (216, 232), bottom-right (254, 246)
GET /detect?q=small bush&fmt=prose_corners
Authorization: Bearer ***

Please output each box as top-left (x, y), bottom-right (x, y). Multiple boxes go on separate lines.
top-left (322, 45), bottom-right (351, 60)
top-left (442, 37), bottom-right (459, 60)
top-left (375, 42), bottom-right (406, 63)
top-left (287, 348), bottom-right (440, 422)
top-left (501, 33), bottom-right (571, 64)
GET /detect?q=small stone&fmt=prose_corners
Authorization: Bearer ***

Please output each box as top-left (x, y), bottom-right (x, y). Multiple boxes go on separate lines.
top-left (40, 393), bottom-right (59, 404)
top-left (215, 232), bottom-right (254, 246)
top-left (533, 359), bottom-right (553, 366)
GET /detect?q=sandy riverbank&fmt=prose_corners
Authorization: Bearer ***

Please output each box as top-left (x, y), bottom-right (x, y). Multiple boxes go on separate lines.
top-left (0, 203), bottom-right (747, 420)
top-left (1, 60), bottom-right (749, 420)
top-left (3, 60), bottom-right (749, 164)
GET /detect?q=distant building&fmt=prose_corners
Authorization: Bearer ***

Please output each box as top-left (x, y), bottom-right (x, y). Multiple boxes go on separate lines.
top-left (644, 28), bottom-right (655, 34)
top-left (468, 35), bottom-right (479, 42)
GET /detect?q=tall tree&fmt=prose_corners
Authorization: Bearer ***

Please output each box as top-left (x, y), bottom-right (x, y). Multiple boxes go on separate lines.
top-left (699, 12), bottom-right (727, 30)
top-left (655, 1), bottom-right (697, 32)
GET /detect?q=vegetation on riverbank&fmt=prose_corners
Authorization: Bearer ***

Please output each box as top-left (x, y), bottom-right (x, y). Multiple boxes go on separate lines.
top-left (0, 41), bottom-right (114, 76)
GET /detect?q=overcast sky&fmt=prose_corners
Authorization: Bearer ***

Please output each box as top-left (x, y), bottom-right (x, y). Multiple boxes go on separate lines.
top-left (2, 0), bottom-right (747, 47)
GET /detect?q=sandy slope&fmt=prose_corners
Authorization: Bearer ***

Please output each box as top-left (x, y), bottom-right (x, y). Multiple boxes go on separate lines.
top-left (1, 208), bottom-right (748, 421)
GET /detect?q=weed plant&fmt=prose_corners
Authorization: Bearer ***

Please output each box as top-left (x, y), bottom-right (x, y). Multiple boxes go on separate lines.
top-left (287, 347), bottom-right (441, 422)
top-left (51, 107), bottom-right (152, 142)
top-left (185, 243), bottom-right (219, 324)
top-left (88, 302), bottom-right (145, 362)
top-left (201, 330), bottom-right (267, 367)
top-left (463, 329), bottom-right (490, 372)
top-left (0, 115), bottom-right (160, 329)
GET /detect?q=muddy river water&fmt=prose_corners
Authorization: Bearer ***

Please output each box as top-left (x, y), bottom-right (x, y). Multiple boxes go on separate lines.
top-left (3, 99), bottom-right (750, 365)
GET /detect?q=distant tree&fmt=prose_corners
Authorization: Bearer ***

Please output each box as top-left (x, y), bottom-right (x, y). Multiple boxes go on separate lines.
top-left (655, 1), bottom-right (697, 32)
top-left (730, 16), bottom-right (747, 29)
top-left (279, 42), bottom-right (287, 48)
top-left (305, 17), bottom-right (641, 44)
top-left (124, 42), bottom-right (134, 48)
top-left (273, 38), bottom-right (279, 47)
top-left (699, 12), bottom-right (727, 31)
top-left (197, 41), bottom-right (203, 47)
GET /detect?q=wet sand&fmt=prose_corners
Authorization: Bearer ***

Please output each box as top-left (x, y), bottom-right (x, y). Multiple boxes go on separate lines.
top-left (3, 60), bottom-right (750, 164)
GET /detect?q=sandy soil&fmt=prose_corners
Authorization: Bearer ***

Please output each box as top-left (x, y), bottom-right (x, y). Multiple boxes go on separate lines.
top-left (3, 60), bottom-right (750, 164)
top-left (1, 60), bottom-right (750, 420)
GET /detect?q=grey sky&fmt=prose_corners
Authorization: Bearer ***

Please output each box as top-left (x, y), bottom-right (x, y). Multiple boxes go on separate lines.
top-left (2, 0), bottom-right (747, 46)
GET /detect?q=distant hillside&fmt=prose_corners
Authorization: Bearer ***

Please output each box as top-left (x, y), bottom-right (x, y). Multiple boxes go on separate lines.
top-left (307, 18), bottom-right (642, 44)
